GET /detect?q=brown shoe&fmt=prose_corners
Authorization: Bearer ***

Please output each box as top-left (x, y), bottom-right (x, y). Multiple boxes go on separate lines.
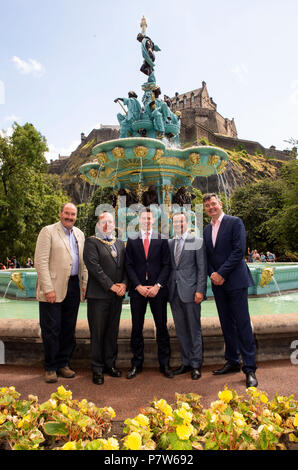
top-left (45, 370), bottom-right (58, 383)
top-left (58, 366), bottom-right (75, 378)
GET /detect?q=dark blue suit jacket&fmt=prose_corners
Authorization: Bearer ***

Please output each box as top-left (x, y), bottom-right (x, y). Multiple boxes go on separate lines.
top-left (125, 232), bottom-right (171, 297)
top-left (203, 215), bottom-right (254, 291)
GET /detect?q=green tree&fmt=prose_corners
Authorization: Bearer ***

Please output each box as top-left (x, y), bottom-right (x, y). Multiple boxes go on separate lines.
top-left (230, 160), bottom-right (298, 259)
top-left (0, 123), bottom-right (68, 264)
top-left (76, 187), bottom-right (115, 237)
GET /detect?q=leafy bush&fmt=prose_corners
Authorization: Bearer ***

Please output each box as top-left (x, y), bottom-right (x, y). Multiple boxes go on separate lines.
top-left (0, 385), bottom-right (297, 450)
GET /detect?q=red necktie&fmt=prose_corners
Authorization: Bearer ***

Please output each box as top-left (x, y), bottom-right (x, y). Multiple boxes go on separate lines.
top-left (144, 232), bottom-right (150, 258)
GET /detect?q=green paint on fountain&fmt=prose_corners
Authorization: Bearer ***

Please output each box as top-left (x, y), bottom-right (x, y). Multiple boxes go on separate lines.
top-left (0, 264), bottom-right (298, 300)
top-left (78, 18), bottom-right (228, 205)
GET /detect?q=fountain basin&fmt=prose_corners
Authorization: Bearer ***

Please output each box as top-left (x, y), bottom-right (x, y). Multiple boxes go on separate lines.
top-left (1, 264), bottom-right (297, 299)
top-left (79, 138), bottom-right (229, 190)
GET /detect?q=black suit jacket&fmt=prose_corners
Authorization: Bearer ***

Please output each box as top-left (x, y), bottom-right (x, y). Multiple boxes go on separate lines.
top-left (83, 236), bottom-right (128, 299)
top-left (125, 232), bottom-right (171, 298)
top-left (203, 214), bottom-right (254, 291)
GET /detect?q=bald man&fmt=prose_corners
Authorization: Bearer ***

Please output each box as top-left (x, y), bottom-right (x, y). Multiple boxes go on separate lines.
top-left (34, 203), bottom-right (88, 383)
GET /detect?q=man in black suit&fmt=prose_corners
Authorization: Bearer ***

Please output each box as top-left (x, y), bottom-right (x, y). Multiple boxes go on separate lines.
top-left (203, 193), bottom-right (258, 387)
top-left (125, 208), bottom-right (173, 379)
top-left (83, 212), bottom-right (128, 385)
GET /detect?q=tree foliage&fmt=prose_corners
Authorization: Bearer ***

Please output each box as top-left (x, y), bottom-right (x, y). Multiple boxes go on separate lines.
top-left (0, 123), bottom-right (68, 263)
top-left (230, 160), bottom-right (298, 259)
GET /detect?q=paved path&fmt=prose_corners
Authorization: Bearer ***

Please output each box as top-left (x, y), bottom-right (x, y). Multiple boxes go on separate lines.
top-left (1, 360), bottom-right (297, 420)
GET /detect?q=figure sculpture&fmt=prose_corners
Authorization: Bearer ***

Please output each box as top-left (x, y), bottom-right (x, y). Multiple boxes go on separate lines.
top-left (114, 91), bottom-right (142, 138)
top-left (137, 33), bottom-right (161, 83)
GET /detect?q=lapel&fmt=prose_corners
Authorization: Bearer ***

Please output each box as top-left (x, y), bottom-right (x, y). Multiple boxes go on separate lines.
top-left (102, 237), bottom-right (118, 264)
top-left (175, 232), bottom-right (192, 266)
top-left (147, 232), bottom-right (159, 259)
top-left (136, 233), bottom-right (146, 261)
top-left (57, 222), bottom-right (72, 257)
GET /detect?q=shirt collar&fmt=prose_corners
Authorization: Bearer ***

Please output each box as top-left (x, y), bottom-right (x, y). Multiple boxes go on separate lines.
top-left (174, 230), bottom-right (189, 240)
top-left (60, 221), bottom-right (73, 235)
top-left (211, 212), bottom-right (225, 225)
top-left (141, 229), bottom-right (153, 237)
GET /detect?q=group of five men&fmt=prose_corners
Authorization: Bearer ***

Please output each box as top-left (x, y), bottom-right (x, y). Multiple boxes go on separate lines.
top-left (34, 194), bottom-right (258, 388)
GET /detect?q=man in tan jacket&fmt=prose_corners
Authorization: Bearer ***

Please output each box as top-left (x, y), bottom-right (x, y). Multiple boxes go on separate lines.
top-left (34, 203), bottom-right (87, 383)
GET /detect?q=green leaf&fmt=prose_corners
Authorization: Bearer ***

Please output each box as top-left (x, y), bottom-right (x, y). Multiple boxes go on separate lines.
top-left (43, 421), bottom-right (69, 436)
top-left (260, 429), bottom-right (268, 450)
top-left (84, 439), bottom-right (104, 450)
top-left (205, 438), bottom-right (219, 450)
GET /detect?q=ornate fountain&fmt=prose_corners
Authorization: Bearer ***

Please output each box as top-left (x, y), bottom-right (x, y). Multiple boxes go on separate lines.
top-left (79, 17), bottom-right (229, 216)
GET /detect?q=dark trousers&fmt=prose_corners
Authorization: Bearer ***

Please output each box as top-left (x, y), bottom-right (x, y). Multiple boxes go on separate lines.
top-left (170, 290), bottom-right (202, 369)
top-left (130, 293), bottom-right (171, 368)
top-left (212, 286), bottom-right (257, 373)
top-left (39, 276), bottom-right (80, 371)
top-left (87, 297), bottom-right (122, 373)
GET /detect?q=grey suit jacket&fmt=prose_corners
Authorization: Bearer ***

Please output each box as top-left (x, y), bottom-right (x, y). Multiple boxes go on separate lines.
top-left (168, 233), bottom-right (207, 303)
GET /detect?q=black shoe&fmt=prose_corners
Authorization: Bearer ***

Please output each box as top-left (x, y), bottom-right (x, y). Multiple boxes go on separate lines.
top-left (93, 372), bottom-right (104, 385)
top-left (246, 371), bottom-right (258, 388)
top-left (173, 365), bottom-right (192, 376)
top-left (105, 367), bottom-right (122, 378)
top-left (191, 369), bottom-right (201, 380)
top-left (126, 366), bottom-right (142, 379)
top-left (213, 362), bottom-right (241, 375)
top-left (160, 365), bottom-right (174, 379)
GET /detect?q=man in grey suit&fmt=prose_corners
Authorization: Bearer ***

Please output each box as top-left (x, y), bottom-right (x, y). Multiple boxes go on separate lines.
top-left (83, 212), bottom-right (128, 385)
top-left (168, 212), bottom-right (207, 380)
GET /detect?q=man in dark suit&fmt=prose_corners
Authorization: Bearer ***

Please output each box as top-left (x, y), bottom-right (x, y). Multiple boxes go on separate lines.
top-left (83, 211), bottom-right (127, 385)
top-left (168, 212), bottom-right (207, 380)
top-left (203, 193), bottom-right (258, 387)
top-left (125, 208), bottom-right (173, 379)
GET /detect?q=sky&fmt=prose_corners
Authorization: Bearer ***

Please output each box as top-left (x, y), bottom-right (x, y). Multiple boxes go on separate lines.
top-left (1, 0), bottom-right (298, 161)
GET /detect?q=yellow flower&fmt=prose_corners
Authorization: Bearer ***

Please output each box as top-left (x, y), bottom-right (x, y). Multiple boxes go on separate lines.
top-left (0, 388), bottom-right (7, 393)
top-left (125, 432), bottom-right (142, 450)
top-left (210, 400), bottom-right (228, 413)
top-left (260, 394), bottom-right (268, 404)
top-left (57, 385), bottom-right (72, 398)
top-left (294, 413), bottom-right (298, 428)
top-left (218, 390), bottom-right (233, 403)
top-left (274, 413), bottom-right (282, 425)
top-left (103, 437), bottom-right (119, 450)
top-left (176, 424), bottom-right (192, 440)
top-left (106, 407), bottom-right (116, 418)
top-left (176, 407), bottom-right (193, 425)
top-left (60, 404), bottom-right (68, 415)
top-left (62, 441), bottom-right (77, 450)
top-left (48, 399), bottom-right (57, 409)
top-left (180, 402), bottom-right (191, 410)
top-left (233, 411), bottom-right (246, 427)
top-left (155, 399), bottom-right (173, 417)
top-left (135, 414), bottom-right (150, 427)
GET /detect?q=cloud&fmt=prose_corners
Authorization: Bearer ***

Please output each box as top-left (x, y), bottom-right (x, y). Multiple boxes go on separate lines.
top-left (45, 140), bottom-right (81, 162)
top-left (231, 63), bottom-right (248, 83)
top-left (11, 56), bottom-right (45, 76)
top-left (290, 80), bottom-right (298, 105)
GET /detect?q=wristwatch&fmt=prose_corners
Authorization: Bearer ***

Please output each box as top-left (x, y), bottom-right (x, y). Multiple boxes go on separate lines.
top-left (157, 283), bottom-right (162, 288)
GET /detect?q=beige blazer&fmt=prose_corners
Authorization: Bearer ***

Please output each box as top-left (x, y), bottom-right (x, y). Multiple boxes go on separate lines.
top-left (34, 221), bottom-right (88, 302)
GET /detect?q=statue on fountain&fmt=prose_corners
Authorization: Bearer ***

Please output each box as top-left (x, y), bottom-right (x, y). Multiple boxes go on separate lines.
top-left (137, 32), bottom-right (161, 84)
top-left (114, 91), bottom-right (142, 138)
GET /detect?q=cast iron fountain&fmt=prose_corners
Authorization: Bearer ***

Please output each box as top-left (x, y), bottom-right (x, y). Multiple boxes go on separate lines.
top-left (79, 17), bottom-right (229, 221)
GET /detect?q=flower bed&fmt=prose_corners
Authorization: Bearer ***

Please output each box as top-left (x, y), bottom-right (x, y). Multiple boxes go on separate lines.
top-left (0, 385), bottom-right (297, 450)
